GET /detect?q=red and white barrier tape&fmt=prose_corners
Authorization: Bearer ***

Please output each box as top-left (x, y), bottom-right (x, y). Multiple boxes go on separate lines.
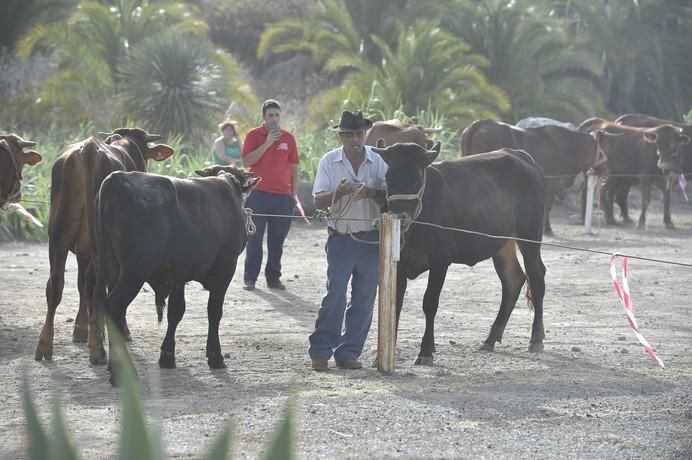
top-left (294, 195), bottom-right (311, 224)
top-left (679, 174), bottom-right (689, 202)
top-left (610, 255), bottom-right (664, 368)
top-left (8, 203), bottom-right (44, 228)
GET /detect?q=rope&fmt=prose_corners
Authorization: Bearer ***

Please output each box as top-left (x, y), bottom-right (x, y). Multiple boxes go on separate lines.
top-left (242, 207), bottom-right (256, 236)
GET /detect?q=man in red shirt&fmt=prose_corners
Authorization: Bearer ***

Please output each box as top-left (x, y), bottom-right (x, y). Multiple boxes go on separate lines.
top-left (241, 99), bottom-right (300, 290)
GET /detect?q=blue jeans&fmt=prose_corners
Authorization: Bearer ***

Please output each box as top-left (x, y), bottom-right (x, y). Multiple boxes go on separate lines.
top-left (244, 190), bottom-right (293, 283)
top-left (308, 230), bottom-right (379, 362)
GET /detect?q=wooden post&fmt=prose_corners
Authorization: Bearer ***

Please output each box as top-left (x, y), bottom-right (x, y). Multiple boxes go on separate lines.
top-left (378, 213), bottom-right (398, 374)
top-left (584, 173), bottom-right (597, 234)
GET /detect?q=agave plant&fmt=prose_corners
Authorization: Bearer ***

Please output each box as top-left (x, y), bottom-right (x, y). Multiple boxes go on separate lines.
top-left (117, 29), bottom-right (256, 142)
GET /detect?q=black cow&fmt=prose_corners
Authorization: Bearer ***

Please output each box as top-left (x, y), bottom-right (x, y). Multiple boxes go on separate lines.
top-left (371, 140), bottom-right (547, 365)
top-left (0, 134), bottom-right (42, 208)
top-left (593, 122), bottom-right (689, 228)
top-left (93, 165), bottom-right (260, 383)
top-left (461, 119), bottom-right (606, 235)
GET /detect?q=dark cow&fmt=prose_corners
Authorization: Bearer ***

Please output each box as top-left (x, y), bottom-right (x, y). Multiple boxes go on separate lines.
top-left (615, 113), bottom-right (692, 179)
top-left (93, 166), bottom-right (259, 384)
top-left (36, 128), bottom-right (174, 364)
top-left (0, 134), bottom-right (42, 208)
top-left (593, 122), bottom-right (689, 228)
top-left (371, 140), bottom-right (546, 365)
top-left (461, 119), bottom-right (606, 235)
top-left (365, 119), bottom-right (439, 149)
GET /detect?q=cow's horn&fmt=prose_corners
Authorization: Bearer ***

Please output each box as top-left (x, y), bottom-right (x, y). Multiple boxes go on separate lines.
top-left (18, 140), bottom-right (36, 148)
top-left (144, 133), bottom-right (162, 142)
top-left (422, 127), bottom-right (443, 133)
top-left (98, 131), bottom-right (112, 138)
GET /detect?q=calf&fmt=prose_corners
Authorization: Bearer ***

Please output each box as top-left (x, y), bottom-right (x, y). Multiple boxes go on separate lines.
top-left (36, 128), bottom-right (174, 364)
top-left (93, 166), bottom-right (259, 383)
top-left (0, 134), bottom-right (42, 207)
top-left (594, 123), bottom-right (689, 228)
top-left (461, 119), bottom-right (605, 235)
top-left (371, 140), bottom-right (546, 365)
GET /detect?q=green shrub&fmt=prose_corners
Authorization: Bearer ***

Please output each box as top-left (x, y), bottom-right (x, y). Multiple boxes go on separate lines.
top-left (22, 326), bottom-right (297, 459)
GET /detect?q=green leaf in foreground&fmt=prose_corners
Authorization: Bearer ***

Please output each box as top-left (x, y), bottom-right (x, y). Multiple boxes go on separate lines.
top-left (263, 394), bottom-right (297, 460)
top-left (22, 369), bottom-right (49, 460)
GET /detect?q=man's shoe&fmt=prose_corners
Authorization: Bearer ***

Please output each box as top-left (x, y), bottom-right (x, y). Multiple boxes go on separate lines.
top-left (243, 281), bottom-right (255, 291)
top-left (335, 359), bottom-right (363, 370)
top-left (267, 278), bottom-right (286, 290)
top-left (311, 357), bottom-right (329, 371)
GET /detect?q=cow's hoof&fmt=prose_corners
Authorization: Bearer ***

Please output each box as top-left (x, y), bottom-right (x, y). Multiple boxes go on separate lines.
top-left (414, 355), bottom-right (434, 366)
top-left (479, 342), bottom-right (495, 352)
top-left (108, 372), bottom-right (119, 387)
top-left (123, 327), bottom-right (132, 342)
top-left (89, 352), bottom-right (107, 366)
top-left (606, 219), bottom-right (618, 226)
top-left (622, 217), bottom-right (634, 224)
top-left (665, 222), bottom-right (676, 230)
top-left (543, 229), bottom-right (554, 237)
top-left (371, 357), bottom-right (379, 368)
top-left (208, 354), bottom-right (227, 369)
top-left (528, 342), bottom-right (544, 353)
top-left (72, 327), bottom-right (88, 343)
top-left (158, 351), bottom-right (176, 369)
top-left (34, 347), bottom-right (53, 361)
top-left (636, 223), bottom-right (646, 230)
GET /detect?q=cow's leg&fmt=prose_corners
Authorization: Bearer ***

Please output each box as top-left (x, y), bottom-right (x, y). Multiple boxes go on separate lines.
top-left (663, 177), bottom-right (675, 229)
top-left (84, 260), bottom-right (106, 364)
top-left (543, 186), bottom-right (555, 236)
top-left (617, 185), bottom-right (633, 224)
top-left (72, 256), bottom-right (90, 342)
top-left (159, 285), bottom-right (185, 369)
top-left (105, 274), bottom-right (145, 386)
top-left (206, 287), bottom-right (228, 369)
top-left (601, 180), bottom-right (617, 225)
top-left (482, 241), bottom-right (526, 352)
top-left (517, 241), bottom-right (546, 353)
top-left (638, 179), bottom-right (651, 229)
top-left (36, 239), bottom-right (70, 361)
top-left (414, 264), bottom-right (448, 366)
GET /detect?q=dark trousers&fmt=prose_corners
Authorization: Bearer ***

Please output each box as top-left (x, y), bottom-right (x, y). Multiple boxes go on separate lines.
top-left (243, 190), bottom-right (293, 283)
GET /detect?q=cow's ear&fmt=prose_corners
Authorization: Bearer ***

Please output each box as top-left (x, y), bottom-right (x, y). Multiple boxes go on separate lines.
top-left (148, 144), bottom-right (175, 161)
top-left (244, 177), bottom-right (261, 191)
top-left (370, 146), bottom-right (390, 163)
top-left (423, 142), bottom-right (441, 165)
top-left (376, 138), bottom-right (386, 148)
top-left (679, 134), bottom-right (691, 145)
top-left (195, 167), bottom-right (213, 177)
top-left (642, 131), bottom-right (657, 143)
top-left (21, 150), bottom-right (43, 166)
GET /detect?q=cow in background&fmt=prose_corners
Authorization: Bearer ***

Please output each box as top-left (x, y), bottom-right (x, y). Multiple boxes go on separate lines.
top-left (461, 119), bottom-right (606, 235)
top-left (372, 140), bottom-right (546, 365)
top-left (35, 128), bottom-right (174, 364)
top-left (592, 122), bottom-right (689, 228)
top-left (365, 119), bottom-right (440, 149)
top-left (93, 166), bottom-right (259, 384)
top-left (615, 113), bottom-right (692, 180)
top-left (0, 134), bottom-right (42, 208)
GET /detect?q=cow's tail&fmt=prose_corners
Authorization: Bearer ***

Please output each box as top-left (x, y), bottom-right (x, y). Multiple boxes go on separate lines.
top-left (155, 291), bottom-right (166, 323)
top-left (460, 120), bottom-right (483, 157)
top-left (525, 281), bottom-right (535, 312)
top-left (92, 172), bottom-right (120, 327)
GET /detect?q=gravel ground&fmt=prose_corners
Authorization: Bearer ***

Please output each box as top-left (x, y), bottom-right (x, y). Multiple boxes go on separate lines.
top-left (1, 193), bottom-right (691, 459)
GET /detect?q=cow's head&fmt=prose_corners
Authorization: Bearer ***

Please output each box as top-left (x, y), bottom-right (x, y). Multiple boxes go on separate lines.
top-left (101, 127), bottom-right (174, 164)
top-left (641, 124), bottom-right (690, 173)
top-left (371, 138), bottom-right (441, 230)
top-left (0, 134), bottom-right (42, 208)
top-left (196, 165), bottom-right (261, 194)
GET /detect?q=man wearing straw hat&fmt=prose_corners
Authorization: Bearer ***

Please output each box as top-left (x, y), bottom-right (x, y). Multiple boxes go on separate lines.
top-left (308, 110), bottom-right (388, 371)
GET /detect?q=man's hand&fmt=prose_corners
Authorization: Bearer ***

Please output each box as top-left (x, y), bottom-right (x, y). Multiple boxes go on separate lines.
top-left (335, 179), bottom-right (360, 200)
top-left (265, 129), bottom-right (281, 146)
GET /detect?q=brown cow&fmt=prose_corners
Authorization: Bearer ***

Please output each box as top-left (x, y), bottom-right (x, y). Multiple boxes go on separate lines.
top-left (461, 119), bottom-right (606, 235)
top-left (364, 119), bottom-right (439, 149)
top-left (35, 128), bottom-right (174, 364)
top-left (0, 134), bottom-right (42, 208)
top-left (615, 113), bottom-right (692, 179)
top-left (593, 122), bottom-right (689, 228)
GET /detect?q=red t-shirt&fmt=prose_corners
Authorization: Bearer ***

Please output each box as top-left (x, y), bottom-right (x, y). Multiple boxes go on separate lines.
top-left (241, 125), bottom-right (299, 195)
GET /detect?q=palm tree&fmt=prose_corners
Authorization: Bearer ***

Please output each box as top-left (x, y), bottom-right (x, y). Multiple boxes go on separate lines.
top-left (15, 0), bottom-right (206, 127)
top-left (441, 0), bottom-right (605, 123)
top-left (308, 21), bottom-right (509, 128)
top-left (0, 0), bottom-right (76, 52)
top-left (553, 0), bottom-right (692, 119)
top-left (118, 29), bottom-right (257, 141)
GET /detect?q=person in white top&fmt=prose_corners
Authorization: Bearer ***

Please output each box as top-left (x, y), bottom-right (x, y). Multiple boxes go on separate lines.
top-left (308, 110), bottom-right (388, 371)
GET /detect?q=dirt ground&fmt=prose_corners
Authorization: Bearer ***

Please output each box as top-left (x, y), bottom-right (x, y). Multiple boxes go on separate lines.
top-left (1, 191), bottom-right (691, 459)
